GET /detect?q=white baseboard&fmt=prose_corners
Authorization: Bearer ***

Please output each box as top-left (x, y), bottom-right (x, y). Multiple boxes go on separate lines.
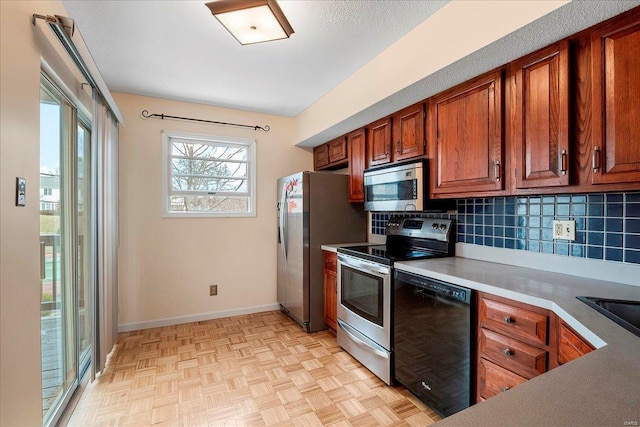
top-left (118, 303), bottom-right (281, 333)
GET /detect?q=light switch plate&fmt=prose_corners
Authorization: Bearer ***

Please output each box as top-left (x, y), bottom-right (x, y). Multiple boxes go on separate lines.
top-left (553, 220), bottom-right (575, 241)
top-left (16, 177), bottom-right (26, 207)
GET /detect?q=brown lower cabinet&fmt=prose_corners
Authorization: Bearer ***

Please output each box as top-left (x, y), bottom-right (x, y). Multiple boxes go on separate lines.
top-left (558, 321), bottom-right (594, 365)
top-left (476, 293), bottom-right (599, 403)
top-left (478, 358), bottom-right (528, 399)
top-left (476, 293), bottom-right (558, 402)
top-left (323, 251), bottom-right (338, 331)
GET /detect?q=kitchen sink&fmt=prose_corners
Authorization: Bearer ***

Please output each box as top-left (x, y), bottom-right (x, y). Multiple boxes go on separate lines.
top-left (577, 296), bottom-right (640, 338)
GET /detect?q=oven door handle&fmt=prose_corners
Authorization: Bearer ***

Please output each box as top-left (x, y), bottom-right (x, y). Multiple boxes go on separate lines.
top-left (337, 320), bottom-right (389, 360)
top-left (337, 254), bottom-right (390, 276)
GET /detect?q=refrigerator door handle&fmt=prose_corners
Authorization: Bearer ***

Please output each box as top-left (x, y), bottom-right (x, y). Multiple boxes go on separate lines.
top-left (279, 189), bottom-right (287, 259)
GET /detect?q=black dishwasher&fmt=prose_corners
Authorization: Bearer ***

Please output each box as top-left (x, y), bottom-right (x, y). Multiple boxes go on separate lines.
top-left (394, 270), bottom-right (474, 417)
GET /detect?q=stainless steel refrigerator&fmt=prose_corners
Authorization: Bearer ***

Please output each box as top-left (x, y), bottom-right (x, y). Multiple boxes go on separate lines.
top-left (277, 171), bottom-right (366, 332)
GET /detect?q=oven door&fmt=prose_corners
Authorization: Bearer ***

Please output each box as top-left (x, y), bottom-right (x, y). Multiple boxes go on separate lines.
top-left (337, 254), bottom-right (391, 350)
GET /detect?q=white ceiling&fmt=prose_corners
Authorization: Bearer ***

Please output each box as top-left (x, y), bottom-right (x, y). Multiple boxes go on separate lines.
top-left (62, 0), bottom-right (640, 146)
top-left (61, 0), bottom-right (449, 118)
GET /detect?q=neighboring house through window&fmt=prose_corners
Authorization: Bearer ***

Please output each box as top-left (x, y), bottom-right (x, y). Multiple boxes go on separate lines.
top-left (162, 131), bottom-right (256, 217)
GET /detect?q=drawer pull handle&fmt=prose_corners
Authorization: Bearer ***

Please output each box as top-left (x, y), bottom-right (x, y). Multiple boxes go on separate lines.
top-left (500, 386), bottom-right (510, 392)
top-left (503, 316), bottom-right (513, 324)
top-left (503, 348), bottom-right (513, 357)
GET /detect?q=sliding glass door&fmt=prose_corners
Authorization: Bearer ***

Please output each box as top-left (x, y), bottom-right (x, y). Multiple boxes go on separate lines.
top-left (77, 120), bottom-right (92, 378)
top-left (40, 74), bottom-right (93, 426)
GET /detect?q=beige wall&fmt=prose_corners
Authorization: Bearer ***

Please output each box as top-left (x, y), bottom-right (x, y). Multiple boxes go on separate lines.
top-left (0, 1), bottom-right (79, 425)
top-left (115, 93), bottom-right (311, 329)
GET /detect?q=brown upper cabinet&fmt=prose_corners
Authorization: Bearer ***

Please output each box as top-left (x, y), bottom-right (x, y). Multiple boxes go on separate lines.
top-left (366, 103), bottom-right (425, 167)
top-left (313, 143), bottom-right (329, 170)
top-left (314, 7), bottom-right (640, 197)
top-left (429, 70), bottom-right (505, 197)
top-left (512, 40), bottom-right (570, 189)
top-left (367, 117), bottom-right (392, 167)
top-left (393, 103), bottom-right (426, 162)
top-left (590, 13), bottom-right (640, 185)
top-left (347, 128), bottom-right (366, 202)
top-left (314, 136), bottom-right (348, 170)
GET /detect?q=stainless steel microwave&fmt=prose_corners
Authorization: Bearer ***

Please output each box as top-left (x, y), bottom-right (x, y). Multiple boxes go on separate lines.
top-left (363, 161), bottom-right (454, 212)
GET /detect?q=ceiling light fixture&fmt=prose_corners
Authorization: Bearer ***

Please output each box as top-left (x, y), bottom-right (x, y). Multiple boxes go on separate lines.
top-left (205, 0), bottom-right (294, 45)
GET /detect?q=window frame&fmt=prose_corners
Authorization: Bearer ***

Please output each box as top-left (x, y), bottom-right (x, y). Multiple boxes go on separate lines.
top-left (161, 130), bottom-right (257, 218)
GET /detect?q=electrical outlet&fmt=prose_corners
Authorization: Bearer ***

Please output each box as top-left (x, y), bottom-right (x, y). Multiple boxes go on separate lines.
top-left (553, 220), bottom-right (576, 241)
top-left (209, 285), bottom-right (218, 296)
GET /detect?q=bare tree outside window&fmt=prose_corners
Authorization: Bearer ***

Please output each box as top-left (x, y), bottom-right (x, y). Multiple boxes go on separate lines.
top-left (163, 132), bottom-right (256, 217)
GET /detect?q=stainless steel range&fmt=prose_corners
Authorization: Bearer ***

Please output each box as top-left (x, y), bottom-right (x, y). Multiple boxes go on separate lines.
top-left (336, 217), bottom-right (455, 385)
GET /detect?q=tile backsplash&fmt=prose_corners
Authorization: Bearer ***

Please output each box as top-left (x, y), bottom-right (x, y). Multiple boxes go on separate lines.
top-left (371, 192), bottom-right (640, 265)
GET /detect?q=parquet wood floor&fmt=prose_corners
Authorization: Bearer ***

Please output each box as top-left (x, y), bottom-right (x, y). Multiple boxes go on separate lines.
top-left (67, 310), bottom-right (441, 426)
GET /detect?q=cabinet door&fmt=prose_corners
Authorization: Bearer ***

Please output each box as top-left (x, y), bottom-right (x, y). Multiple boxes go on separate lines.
top-left (329, 136), bottom-right (348, 164)
top-left (323, 252), bottom-right (338, 331)
top-left (558, 321), bottom-right (593, 365)
top-left (591, 15), bottom-right (640, 184)
top-left (323, 268), bottom-right (337, 331)
top-left (393, 103), bottom-right (425, 161)
top-left (513, 41), bottom-right (570, 189)
top-left (347, 128), bottom-right (366, 203)
top-left (313, 143), bottom-right (329, 170)
top-left (430, 70), bottom-right (504, 195)
top-left (367, 117), bottom-right (392, 166)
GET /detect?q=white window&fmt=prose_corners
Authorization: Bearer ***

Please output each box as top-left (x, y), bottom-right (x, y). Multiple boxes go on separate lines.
top-left (162, 131), bottom-right (256, 217)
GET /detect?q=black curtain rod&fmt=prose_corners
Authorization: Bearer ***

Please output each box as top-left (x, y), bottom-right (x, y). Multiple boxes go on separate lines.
top-left (141, 110), bottom-right (270, 132)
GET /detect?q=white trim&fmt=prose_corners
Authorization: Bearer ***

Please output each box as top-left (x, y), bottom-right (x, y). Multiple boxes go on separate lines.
top-left (161, 130), bottom-right (257, 218)
top-left (117, 303), bottom-right (280, 332)
top-left (455, 243), bottom-right (640, 287)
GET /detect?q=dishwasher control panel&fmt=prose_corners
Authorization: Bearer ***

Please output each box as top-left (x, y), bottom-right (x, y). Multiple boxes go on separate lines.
top-left (395, 270), bottom-right (471, 304)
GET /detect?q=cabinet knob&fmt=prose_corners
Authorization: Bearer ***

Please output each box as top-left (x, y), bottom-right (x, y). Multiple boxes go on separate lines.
top-left (396, 141), bottom-right (401, 153)
top-left (503, 316), bottom-right (513, 324)
top-left (561, 150), bottom-right (567, 175)
top-left (495, 161), bottom-right (501, 181)
top-left (500, 386), bottom-right (510, 392)
top-left (503, 348), bottom-right (513, 357)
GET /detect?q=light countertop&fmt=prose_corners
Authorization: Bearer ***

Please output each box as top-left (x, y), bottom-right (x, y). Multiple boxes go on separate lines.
top-left (394, 257), bottom-right (640, 426)
top-left (320, 242), bottom-right (374, 253)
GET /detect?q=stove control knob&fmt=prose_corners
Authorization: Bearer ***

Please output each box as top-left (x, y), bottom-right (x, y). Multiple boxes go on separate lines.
top-left (431, 223), bottom-right (439, 229)
top-left (439, 224), bottom-right (447, 231)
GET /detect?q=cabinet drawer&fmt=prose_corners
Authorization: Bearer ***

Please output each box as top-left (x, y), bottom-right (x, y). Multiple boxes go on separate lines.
top-left (558, 322), bottom-right (593, 365)
top-left (323, 251), bottom-right (337, 272)
top-left (479, 358), bottom-right (527, 399)
top-left (480, 297), bottom-right (548, 346)
top-left (479, 328), bottom-right (546, 379)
